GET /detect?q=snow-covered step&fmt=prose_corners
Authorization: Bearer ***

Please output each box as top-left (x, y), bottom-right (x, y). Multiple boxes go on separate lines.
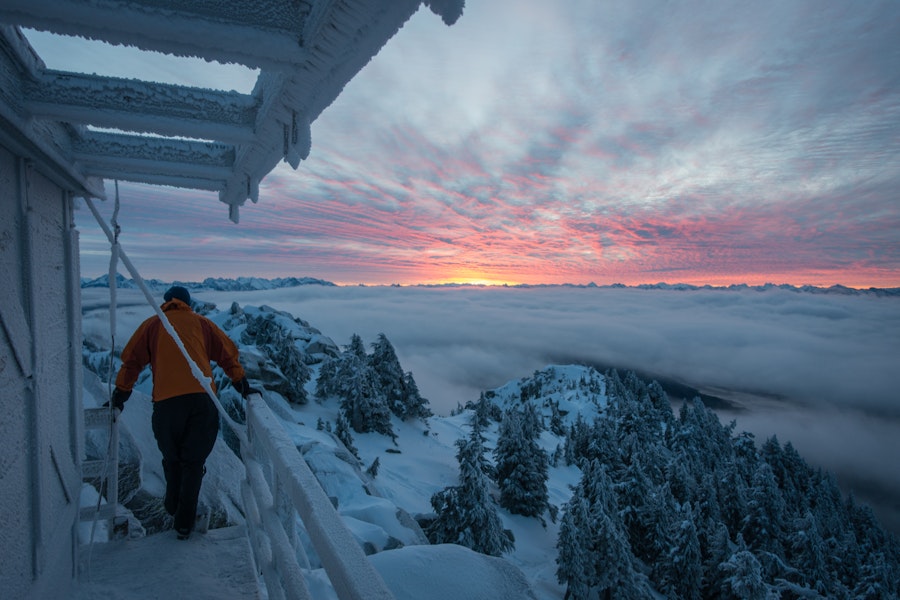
top-left (73, 525), bottom-right (260, 599)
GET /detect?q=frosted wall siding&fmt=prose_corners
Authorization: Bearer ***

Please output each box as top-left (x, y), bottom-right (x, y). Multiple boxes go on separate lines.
top-left (0, 142), bottom-right (82, 599)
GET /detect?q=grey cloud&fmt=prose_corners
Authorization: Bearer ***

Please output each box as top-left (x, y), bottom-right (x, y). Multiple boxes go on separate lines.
top-left (213, 285), bottom-right (899, 416)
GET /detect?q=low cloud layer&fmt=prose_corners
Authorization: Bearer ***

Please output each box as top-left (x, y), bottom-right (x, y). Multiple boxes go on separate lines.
top-left (216, 285), bottom-right (898, 414)
top-left (87, 285), bottom-right (900, 530)
top-left (214, 285), bottom-right (899, 529)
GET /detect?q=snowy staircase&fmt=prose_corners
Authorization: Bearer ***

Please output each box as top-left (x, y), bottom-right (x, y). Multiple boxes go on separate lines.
top-left (79, 407), bottom-right (123, 538)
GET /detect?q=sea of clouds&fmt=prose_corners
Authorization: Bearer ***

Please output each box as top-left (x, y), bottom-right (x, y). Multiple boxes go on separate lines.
top-left (88, 285), bottom-right (900, 531)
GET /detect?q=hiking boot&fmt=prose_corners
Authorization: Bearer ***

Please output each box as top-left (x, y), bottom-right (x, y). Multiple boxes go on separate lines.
top-left (176, 527), bottom-right (191, 540)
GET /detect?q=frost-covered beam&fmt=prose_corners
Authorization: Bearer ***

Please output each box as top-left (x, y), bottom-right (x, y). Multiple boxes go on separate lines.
top-left (0, 0), bottom-right (314, 71)
top-left (423, 0), bottom-right (466, 26)
top-left (26, 71), bottom-right (259, 143)
top-left (1, 0), bottom-right (467, 221)
top-left (0, 27), bottom-right (105, 198)
top-left (73, 131), bottom-right (234, 190)
top-left (219, 0), bottom-right (427, 220)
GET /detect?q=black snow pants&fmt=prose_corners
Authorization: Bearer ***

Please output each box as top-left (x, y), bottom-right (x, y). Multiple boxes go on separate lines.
top-left (151, 392), bottom-right (220, 533)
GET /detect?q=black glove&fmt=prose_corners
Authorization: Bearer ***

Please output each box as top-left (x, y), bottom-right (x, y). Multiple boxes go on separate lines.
top-left (235, 377), bottom-right (261, 399)
top-left (103, 387), bottom-right (131, 412)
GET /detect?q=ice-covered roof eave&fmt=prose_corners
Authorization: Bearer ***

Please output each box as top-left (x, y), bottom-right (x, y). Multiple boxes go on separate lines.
top-left (0, 0), bottom-right (465, 223)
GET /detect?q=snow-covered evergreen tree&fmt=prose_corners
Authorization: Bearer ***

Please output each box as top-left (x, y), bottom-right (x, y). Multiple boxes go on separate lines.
top-left (787, 511), bottom-right (832, 594)
top-left (556, 493), bottom-right (593, 600)
top-left (494, 407), bottom-right (549, 518)
top-left (718, 541), bottom-right (770, 600)
top-left (401, 370), bottom-right (432, 420)
top-left (347, 332), bottom-right (367, 361)
top-left (740, 462), bottom-right (786, 558)
top-left (315, 354), bottom-right (340, 399)
top-left (369, 332), bottom-right (431, 421)
top-left (657, 503), bottom-right (703, 600)
top-left (369, 333), bottom-right (405, 408)
top-left (338, 350), bottom-right (393, 436)
top-left (334, 412), bottom-right (359, 460)
top-left (427, 417), bottom-right (513, 556)
top-left (703, 521), bottom-right (734, 598)
top-left (317, 334), bottom-right (394, 437)
top-left (556, 459), bottom-right (649, 599)
top-left (241, 313), bottom-right (310, 403)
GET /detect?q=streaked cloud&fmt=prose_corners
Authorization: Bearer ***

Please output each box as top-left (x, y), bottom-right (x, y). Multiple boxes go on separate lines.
top-left (70, 0), bottom-right (900, 286)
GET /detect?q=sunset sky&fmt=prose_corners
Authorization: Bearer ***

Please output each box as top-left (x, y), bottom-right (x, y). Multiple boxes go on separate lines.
top-left (30, 0), bottom-right (900, 287)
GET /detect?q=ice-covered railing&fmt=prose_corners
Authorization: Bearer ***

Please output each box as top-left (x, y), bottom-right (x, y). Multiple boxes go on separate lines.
top-left (86, 197), bottom-right (394, 599)
top-left (242, 394), bottom-right (394, 600)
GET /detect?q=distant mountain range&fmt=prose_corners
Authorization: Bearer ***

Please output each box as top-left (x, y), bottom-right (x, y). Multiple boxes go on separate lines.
top-left (81, 275), bottom-right (898, 296)
top-left (80, 274), bottom-right (336, 291)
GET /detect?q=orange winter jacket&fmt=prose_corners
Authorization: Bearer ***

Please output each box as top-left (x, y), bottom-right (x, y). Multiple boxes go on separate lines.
top-left (115, 299), bottom-right (246, 402)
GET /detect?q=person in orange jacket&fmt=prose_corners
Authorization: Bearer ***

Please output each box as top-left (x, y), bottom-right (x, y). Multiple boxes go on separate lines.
top-left (110, 285), bottom-right (257, 539)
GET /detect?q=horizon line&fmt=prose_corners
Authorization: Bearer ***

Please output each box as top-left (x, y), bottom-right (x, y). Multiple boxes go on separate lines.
top-left (79, 273), bottom-right (900, 292)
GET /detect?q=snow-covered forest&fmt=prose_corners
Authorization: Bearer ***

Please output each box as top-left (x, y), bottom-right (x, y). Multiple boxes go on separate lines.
top-left (80, 285), bottom-right (900, 599)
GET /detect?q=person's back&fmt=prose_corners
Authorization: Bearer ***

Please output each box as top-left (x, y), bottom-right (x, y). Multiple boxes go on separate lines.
top-left (115, 291), bottom-right (243, 401)
top-left (110, 285), bottom-right (257, 539)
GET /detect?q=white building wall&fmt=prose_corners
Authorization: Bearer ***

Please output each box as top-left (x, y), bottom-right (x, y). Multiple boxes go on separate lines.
top-left (0, 141), bottom-right (83, 600)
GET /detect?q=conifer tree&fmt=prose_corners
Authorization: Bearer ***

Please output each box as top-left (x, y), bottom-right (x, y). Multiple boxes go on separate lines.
top-left (549, 400), bottom-right (566, 436)
top-left (370, 333), bottom-right (406, 415)
top-left (787, 511), bottom-right (832, 595)
top-left (616, 454), bottom-right (655, 560)
top-left (337, 350), bottom-right (393, 436)
top-left (315, 355), bottom-right (339, 399)
top-left (334, 411), bottom-right (359, 460)
top-left (556, 493), bottom-right (593, 599)
top-left (642, 481), bottom-right (678, 568)
top-left (347, 333), bottom-right (367, 361)
top-left (320, 334), bottom-right (394, 438)
top-left (402, 371), bottom-right (432, 420)
top-left (657, 503), bottom-right (703, 600)
top-left (472, 392), bottom-right (493, 428)
top-left (519, 401), bottom-right (543, 440)
top-left (719, 462), bottom-right (750, 537)
top-left (703, 521), bottom-right (734, 598)
top-left (494, 408), bottom-right (549, 518)
top-left (242, 313), bottom-right (310, 403)
top-left (740, 462), bottom-right (786, 557)
top-left (718, 538), bottom-right (769, 600)
top-left (556, 459), bottom-right (648, 599)
top-left (853, 552), bottom-right (897, 600)
top-left (427, 418), bottom-right (512, 556)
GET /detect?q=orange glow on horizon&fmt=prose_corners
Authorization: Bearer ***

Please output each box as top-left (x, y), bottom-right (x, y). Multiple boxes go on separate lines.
top-left (324, 267), bottom-right (898, 289)
top-left (313, 256), bottom-right (900, 288)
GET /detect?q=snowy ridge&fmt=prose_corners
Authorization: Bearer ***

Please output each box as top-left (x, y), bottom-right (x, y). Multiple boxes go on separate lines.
top-left (80, 297), bottom-right (900, 599)
top-left (80, 274), bottom-right (336, 291)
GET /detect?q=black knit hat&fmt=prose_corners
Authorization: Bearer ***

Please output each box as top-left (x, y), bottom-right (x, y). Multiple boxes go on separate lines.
top-left (164, 285), bottom-right (191, 305)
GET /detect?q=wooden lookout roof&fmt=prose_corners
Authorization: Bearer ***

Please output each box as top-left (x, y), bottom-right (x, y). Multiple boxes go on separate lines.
top-left (0, 0), bottom-right (463, 222)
